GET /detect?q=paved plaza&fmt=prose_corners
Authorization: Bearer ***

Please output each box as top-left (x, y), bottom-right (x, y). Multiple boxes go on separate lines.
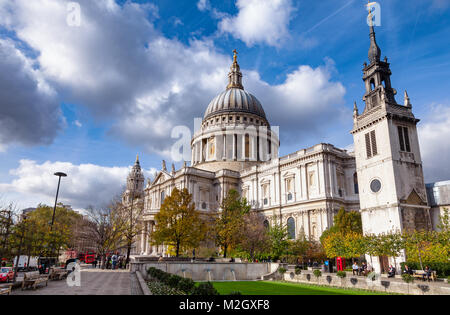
top-left (11, 269), bottom-right (139, 295)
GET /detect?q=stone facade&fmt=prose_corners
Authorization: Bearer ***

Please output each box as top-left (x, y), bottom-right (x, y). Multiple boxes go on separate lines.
top-left (123, 26), bottom-right (447, 270)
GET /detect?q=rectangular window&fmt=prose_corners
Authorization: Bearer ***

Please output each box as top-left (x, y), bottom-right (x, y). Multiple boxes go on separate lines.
top-left (398, 126), bottom-right (405, 151)
top-left (403, 127), bottom-right (411, 152)
top-left (370, 130), bottom-right (377, 156)
top-left (398, 126), bottom-right (411, 152)
top-left (365, 131), bottom-right (378, 158)
top-left (365, 133), bottom-right (372, 158)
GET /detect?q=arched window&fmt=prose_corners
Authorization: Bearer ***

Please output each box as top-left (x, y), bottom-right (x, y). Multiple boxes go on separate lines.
top-left (354, 172), bottom-right (359, 194)
top-left (161, 190), bottom-right (165, 203)
top-left (370, 78), bottom-right (375, 91)
top-left (287, 217), bottom-right (295, 240)
top-left (263, 220), bottom-right (270, 229)
top-left (245, 134), bottom-right (250, 159)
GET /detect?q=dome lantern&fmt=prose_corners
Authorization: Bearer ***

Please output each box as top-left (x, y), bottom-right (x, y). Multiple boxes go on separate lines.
top-left (227, 49), bottom-right (244, 90)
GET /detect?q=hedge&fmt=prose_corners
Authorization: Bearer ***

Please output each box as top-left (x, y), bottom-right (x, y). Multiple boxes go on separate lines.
top-left (400, 262), bottom-right (450, 278)
top-left (147, 267), bottom-right (218, 295)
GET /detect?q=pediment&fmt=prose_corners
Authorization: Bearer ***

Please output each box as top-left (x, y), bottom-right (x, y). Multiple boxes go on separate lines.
top-left (401, 189), bottom-right (427, 206)
top-left (151, 171), bottom-right (172, 186)
top-left (282, 171), bottom-right (295, 178)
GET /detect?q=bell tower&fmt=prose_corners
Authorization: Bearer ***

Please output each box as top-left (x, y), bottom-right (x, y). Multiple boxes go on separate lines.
top-left (123, 154), bottom-right (145, 205)
top-left (351, 12), bottom-right (431, 272)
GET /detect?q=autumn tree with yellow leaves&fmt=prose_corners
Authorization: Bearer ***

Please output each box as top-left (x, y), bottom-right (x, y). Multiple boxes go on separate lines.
top-left (152, 188), bottom-right (208, 257)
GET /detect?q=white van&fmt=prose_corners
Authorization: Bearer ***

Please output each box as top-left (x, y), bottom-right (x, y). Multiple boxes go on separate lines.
top-left (13, 256), bottom-right (38, 271)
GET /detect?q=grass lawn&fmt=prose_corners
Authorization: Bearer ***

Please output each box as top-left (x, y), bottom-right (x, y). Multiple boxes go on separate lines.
top-left (210, 281), bottom-right (389, 295)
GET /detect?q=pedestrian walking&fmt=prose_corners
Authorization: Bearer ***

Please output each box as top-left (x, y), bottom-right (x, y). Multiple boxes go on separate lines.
top-left (111, 254), bottom-right (118, 270)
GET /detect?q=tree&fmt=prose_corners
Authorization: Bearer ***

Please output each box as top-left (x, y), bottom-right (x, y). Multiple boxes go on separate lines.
top-left (215, 189), bottom-right (250, 258)
top-left (379, 232), bottom-right (404, 268)
top-left (12, 204), bottom-right (83, 259)
top-left (364, 234), bottom-right (383, 266)
top-left (320, 208), bottom-right (362, 246)
top-left (287, 234), bottom-right (309, 264)
top-left (322, 232), bottom-right (346, 259)
top-left (117, 194), bottom-right (145, 265)
top-left (333, 207), bottom-right (362, 234)
top-left (267, 220), bottom-right (289, 260)
top-left (238, 211), bottom-right (270, 260)
top-left (0, 204), bottom-right (15, 261)
top-left (85, 202), bottom-right (125, 269)
top-left (152, 188), bottom-right (207, 257)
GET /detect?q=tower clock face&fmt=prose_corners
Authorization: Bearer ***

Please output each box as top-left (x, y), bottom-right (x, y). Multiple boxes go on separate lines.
top-left (370, 179), bottom-right (382, 193)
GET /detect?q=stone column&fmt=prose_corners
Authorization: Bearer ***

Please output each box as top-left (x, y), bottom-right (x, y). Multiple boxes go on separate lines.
top-left (144, 221), bottom-right (149, 255)
top-left (140, 223), bottom-right (145, 255)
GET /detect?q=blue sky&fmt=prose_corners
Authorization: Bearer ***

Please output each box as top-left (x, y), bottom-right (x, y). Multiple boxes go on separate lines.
top-left (0, 0), bottom-right (449, 209)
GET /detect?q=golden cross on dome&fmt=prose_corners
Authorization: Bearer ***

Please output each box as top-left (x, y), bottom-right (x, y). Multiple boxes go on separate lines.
top-left (233, 49), bottom-right (238, 62)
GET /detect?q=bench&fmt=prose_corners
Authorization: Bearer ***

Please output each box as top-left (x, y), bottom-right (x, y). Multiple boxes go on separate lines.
top-left (22, 271), bottom-right (49, 290)
top-left (0, 284), bottom-right (13, 295)
top-left (49, 268), bottom-right (69, 281)
top-left (413, 270), bottom-right (437, 282)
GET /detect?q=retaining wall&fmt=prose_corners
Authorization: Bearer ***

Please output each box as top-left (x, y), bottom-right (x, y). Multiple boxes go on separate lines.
top-left (130, 261), bottom-right (274, 281)
top-left (283, 270), bottom-right (450, 295)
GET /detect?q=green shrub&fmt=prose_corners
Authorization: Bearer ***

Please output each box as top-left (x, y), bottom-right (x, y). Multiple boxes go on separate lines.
top-left (192, 282), bottom-right (219, 295)
top-left (168, 274), bottom-right (183, 288)
top-left (178, 278), bottom-right (196, 293)
top-left (313, 269), bottom-right (322, 278)
top-left (294, 266), bottom-right (302, 275)
top-left (336, 271), bottom-right (346, 278)
top-left (401, 273), bottom-right (414, 284)
top-left (278, 267), bottom-right (287, 275)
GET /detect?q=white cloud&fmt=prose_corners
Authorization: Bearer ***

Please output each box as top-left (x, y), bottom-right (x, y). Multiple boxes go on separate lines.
top-left (218, 0), bottom-right (296, 47)
top-left (0, 160), bottom-right (156, 210)
top-left (0, 38), bottom-right (62, 149)
top-left (418, 104), bottom-right (450, 182)
top-left (74, 120), bottom-right (82, 128)
top-left (0, 0), bottom-right (345, 158)
top-left (197, 0), bottom-right (210, 12)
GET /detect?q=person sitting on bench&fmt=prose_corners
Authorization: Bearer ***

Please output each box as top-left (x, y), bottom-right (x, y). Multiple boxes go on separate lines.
top-left (402, 265), bottom-right (413, 275)
top-left (422, 266), bottom-right (432, 281)
top-left (387, 265), bottom-right (396, 278)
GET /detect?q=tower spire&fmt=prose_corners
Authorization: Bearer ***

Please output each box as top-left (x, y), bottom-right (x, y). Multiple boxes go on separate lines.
top-left (404, 90), bottom-right (412, 108)
top-left (367, 4), bottom-right (381, 64)
top-left (227, 49), bottom-right (244, 90)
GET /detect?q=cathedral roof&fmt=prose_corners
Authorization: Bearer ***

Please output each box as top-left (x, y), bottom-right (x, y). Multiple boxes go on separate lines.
top-left (203, 50), bottom-right (267, 121)
top-left (204, 88), bottom-right (267, 120)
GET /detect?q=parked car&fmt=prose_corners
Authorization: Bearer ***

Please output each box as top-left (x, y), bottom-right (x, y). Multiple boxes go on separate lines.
top-left (0, 267), bottom-right (15, 283)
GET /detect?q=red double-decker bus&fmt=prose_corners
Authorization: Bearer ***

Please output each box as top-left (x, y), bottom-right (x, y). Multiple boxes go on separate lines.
top-left (77, 251), bottom-right (96, 264)
top-left (84, 252), bottom-right (96, 264)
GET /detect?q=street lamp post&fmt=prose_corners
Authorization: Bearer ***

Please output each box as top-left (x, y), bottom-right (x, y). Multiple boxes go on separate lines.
top-left (51, 172), bottom-right (67, 230)
top-left (48, 172), bottom-right (67, 264)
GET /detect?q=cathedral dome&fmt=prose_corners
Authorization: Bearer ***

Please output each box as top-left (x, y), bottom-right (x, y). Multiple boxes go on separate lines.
top-left (204, 88), bottom-right (267, 120)
top-left (203, 50), bottom-right (267, 123)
